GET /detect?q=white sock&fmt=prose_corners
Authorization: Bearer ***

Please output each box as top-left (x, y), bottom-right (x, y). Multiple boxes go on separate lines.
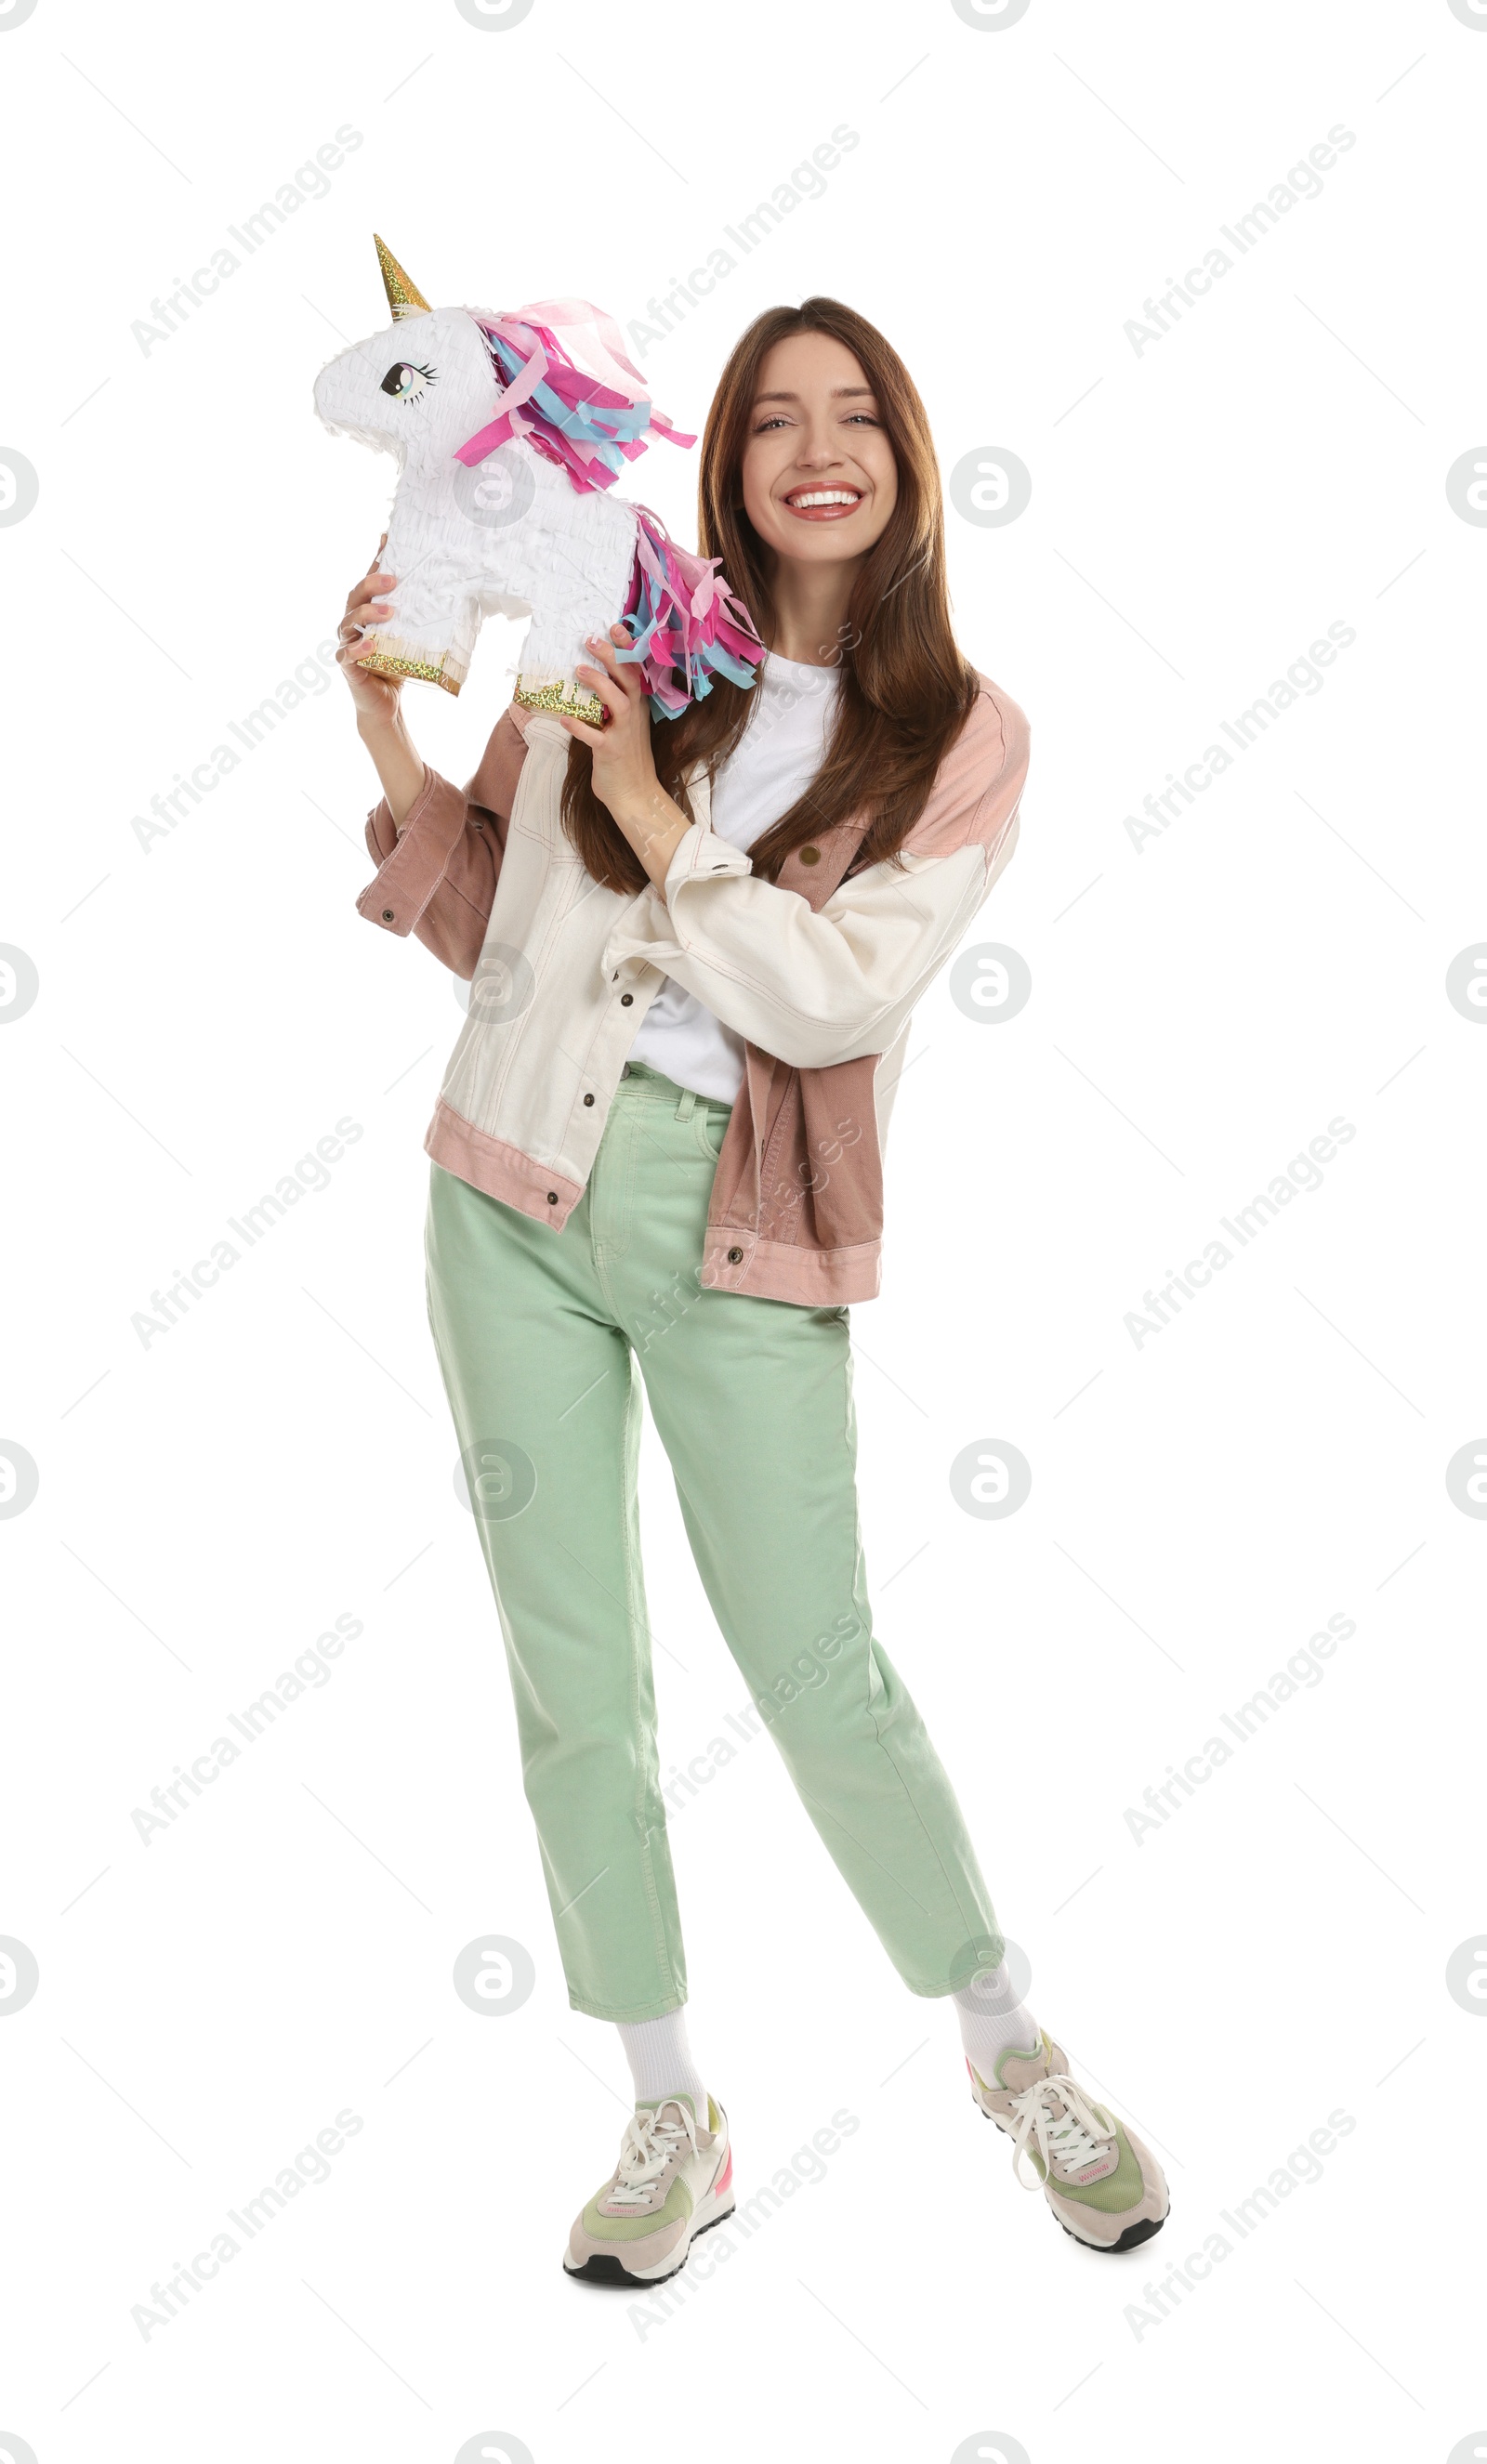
top-left (954, 1959), bottom-right (1043, 2084)
top-left (615, 2011), bottom-right (708, 2112)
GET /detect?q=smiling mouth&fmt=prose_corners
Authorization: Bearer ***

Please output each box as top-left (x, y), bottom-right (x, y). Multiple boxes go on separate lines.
top-left (783, 487), bottom-right (863, 521)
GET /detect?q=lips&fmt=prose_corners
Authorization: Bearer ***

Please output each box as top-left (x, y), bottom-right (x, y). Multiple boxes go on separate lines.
top-left (782, 486), bottom-right (864, 523)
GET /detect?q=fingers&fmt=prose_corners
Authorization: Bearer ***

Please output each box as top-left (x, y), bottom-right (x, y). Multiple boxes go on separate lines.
top-left (339, 588), bottom-right (394, 644)
top-left (336, 622), bottom-right (392, 669)
top-left (558, 712), bottom-right (608, 749)
top-left (573, 660), bottom-right (627, 726)
top-left (344, 562), bottom-right (396, 620)
top-left (336, 637), bottom-right (399, 704)
top-left (584, 628), bottom-right (644, 700)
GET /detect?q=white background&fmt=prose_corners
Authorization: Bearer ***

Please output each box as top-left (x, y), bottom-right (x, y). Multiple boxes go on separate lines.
top-left (2, 2), bottom-right (1483, 2458)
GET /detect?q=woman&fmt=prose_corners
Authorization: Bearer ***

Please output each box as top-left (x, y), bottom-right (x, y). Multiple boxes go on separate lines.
top-left (337, 297), bottom-right (1168, 2282)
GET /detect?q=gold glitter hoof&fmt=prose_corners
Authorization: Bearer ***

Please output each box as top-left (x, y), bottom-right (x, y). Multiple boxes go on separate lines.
top-left (514, 674), bottom-right (609, 727)
top-left (353, 645), bottom-right (462, 696)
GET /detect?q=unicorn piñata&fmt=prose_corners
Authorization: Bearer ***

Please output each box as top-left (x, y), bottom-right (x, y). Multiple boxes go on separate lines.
top-left (312, 235), bottom-right (763, 725)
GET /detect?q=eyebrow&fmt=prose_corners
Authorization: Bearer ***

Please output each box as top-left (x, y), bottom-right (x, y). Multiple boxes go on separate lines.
top-left (752, 387), bottom-right (876, 404)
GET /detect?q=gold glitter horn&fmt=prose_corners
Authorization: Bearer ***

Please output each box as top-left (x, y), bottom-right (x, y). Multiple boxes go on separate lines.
top-left (374, 233), bottom-right (431, 321)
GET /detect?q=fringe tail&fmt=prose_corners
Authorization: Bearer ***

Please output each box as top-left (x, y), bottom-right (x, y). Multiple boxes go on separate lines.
top-left (618, 509), bottom-right (765, 720)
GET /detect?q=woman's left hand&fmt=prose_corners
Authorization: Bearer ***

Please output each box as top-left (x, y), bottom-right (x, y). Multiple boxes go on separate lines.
top-left (559, 625), bottom-right (658, 826)
top-left (559, 624), bottom-right (692, 889)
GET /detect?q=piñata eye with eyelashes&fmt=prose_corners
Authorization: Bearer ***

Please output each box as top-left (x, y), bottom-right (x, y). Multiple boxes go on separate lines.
top-left (380, 360), bottom-right (437, 402)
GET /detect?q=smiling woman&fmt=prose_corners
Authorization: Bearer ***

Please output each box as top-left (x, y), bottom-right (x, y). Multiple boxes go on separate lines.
top-left (558, 299), bottom-right (975, 896)
top-left (345, 288), bottom-right (1171, 2292)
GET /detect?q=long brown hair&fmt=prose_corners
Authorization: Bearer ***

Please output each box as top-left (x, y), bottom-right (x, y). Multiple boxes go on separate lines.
top-left (560, 296), bottom-right (979, 894)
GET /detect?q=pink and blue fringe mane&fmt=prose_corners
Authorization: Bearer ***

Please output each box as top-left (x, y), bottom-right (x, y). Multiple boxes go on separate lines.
top-left (454, 304), bottom-right (762, 722)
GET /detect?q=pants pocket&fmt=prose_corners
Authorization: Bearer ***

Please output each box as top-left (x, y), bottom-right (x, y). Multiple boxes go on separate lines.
top-left (692, 1100), bottom-right (732, 1161)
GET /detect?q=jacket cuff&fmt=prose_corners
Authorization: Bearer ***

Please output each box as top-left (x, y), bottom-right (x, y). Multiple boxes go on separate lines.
top-left (356, 765), bottom-right (476, 937)
top-left (662, 819), bottom-right (753, 907)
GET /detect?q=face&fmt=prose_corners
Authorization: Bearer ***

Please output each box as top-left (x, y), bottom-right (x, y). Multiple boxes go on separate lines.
top-left (739, 330), bottom-right (899, 571)
top-left (313, 307), bottom-right (493, 462)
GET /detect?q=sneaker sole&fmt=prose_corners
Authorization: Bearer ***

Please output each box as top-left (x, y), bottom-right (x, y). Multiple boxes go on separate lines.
top-left (562, 2193), bottom-right (736, 2289)
top-left (1056, 2205), bottom-right (1169, 2254)
top-left (975, 2098), bottom-right (1170, 2253)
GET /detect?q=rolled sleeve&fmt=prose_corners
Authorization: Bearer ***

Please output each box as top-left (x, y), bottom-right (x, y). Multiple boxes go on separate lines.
top-left (605, 838), bottom-right (1006, 1068)
top-left (357, 765), bottom-right (468, 937)
top-left (600, 688), bottom-right (1028, 1069)
top-left (664, 819), bottom-right (755, 893)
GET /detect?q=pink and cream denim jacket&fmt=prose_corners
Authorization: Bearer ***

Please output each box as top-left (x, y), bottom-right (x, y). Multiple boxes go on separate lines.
top-left (357, 674), bottom-right (1029, 1305)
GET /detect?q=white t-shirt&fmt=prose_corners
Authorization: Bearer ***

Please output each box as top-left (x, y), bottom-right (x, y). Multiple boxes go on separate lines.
top-left (627, 651), bottom-right (841, 1103)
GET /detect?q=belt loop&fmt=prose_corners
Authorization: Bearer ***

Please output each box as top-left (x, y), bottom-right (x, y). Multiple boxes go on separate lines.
top-left (675, 1085), bottom-right (697, 1121)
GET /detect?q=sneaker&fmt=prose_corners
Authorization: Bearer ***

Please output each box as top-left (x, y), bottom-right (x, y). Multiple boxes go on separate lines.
top-left (968, 2030), bottom-right (1169, 2253)
top-left (563, 2090), bottom-right (734, 2286)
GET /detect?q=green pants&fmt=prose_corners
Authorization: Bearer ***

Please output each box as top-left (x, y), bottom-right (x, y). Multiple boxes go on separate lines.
top-left (424, 1058), bottom-right (1004, 2020)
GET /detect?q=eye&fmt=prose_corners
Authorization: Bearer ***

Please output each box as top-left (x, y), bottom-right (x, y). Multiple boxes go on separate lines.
top-left (380, 360), bottom-right (437, 401)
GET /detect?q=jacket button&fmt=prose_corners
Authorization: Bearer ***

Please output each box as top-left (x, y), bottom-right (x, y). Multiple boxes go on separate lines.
top-left (621, 992), bottom-right (633, 1005)
top-left (381, 908), bottom-right (395, 921)
top-left (547, 1191), bottom-right (559, 1204)
top-left (727, 1245), bottom-right (744, 1264)
top-left (583, 1092), bottom-right (595, 1106)
top-left (798, 846), bottom-right (820, 866)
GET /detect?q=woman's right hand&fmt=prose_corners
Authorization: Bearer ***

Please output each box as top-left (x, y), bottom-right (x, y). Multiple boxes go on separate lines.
top-left (336, 533), bottom-right (402, 727)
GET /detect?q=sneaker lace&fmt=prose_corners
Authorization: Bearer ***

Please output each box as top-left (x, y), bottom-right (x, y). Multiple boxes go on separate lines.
top-left (604, 2103), bottom-right (701, 2209)
top-left (1005, 2073), bottom-right (1116, 2192)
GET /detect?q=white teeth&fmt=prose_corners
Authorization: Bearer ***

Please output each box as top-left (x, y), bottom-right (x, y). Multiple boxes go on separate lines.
top-left (789, 490), bottom-right (860, 508)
